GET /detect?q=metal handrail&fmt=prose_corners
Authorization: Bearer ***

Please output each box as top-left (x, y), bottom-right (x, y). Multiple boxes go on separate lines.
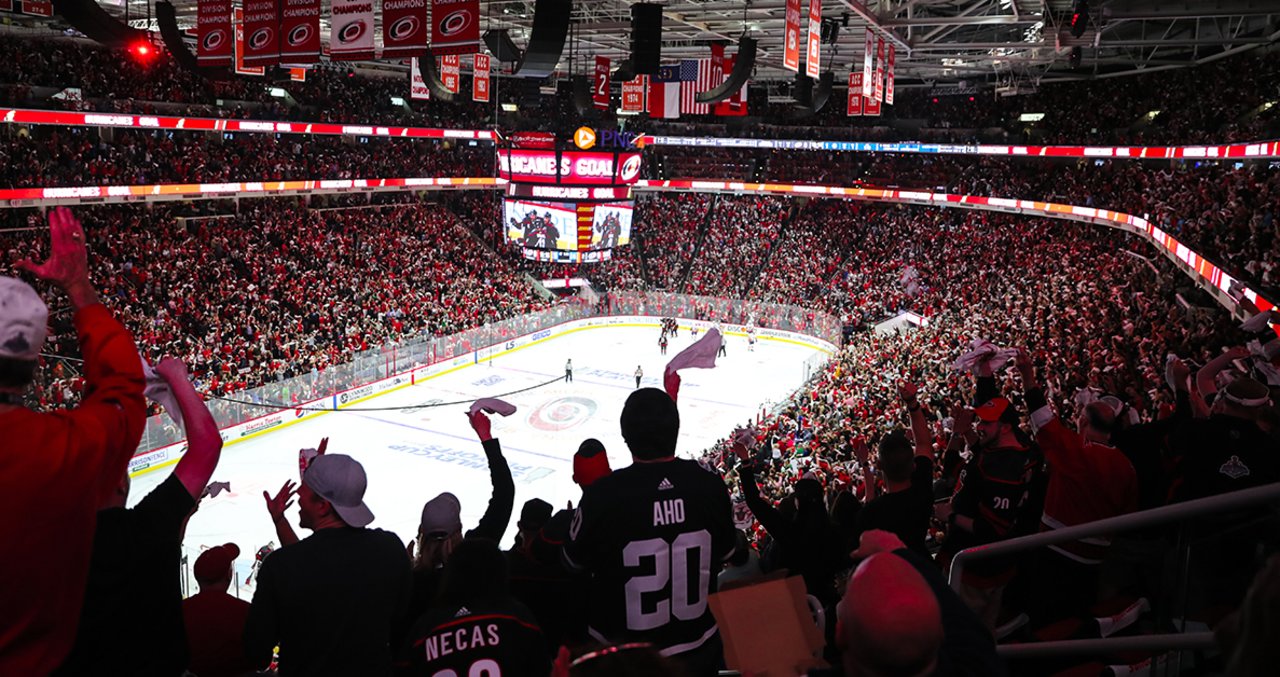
top-left (997, 633), bottom-right (1217, 660)
top-left (948, 481), bottom-right (1280, 592)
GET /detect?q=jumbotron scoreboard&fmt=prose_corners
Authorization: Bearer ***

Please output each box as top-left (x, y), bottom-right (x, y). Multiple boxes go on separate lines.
top-left (497, 127), bottom-right (643, 263)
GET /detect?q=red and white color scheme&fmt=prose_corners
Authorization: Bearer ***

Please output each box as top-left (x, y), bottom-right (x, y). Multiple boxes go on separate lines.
top-left (497, 150), bottom-right (644, 186)
top-left (847, 72), bottom-right (863, 116)
top-left (648, 75), bottom-right (680, 119)
top-left (197, 0), bottom-right (234, 67)
top-left (682, 59), bottom-right (717, 115)
top-left (234, 8), bottom-right (266, 76)
top-left (593, 56), bottom-right (611, 110)
top-left (714, 55), bottom-right (749, 117)
top-left (885, 44), bottom-right (895, 105)
top-left (473, 53), bottom-right (491, 102)
top-left (783, 0), bottom-right (803, 73)
top-left (805, 0), bottom-right (822, 79)
top-left (20, 0), bottom-right (51, 17)
top-left (382, 0), bottom-right (429, 58)
top-left (330, 0), bottom-right (376, 60)
top-left (279, 0), bottom-right (321, 62)
top-left (621, 77), bottom-right (646, 114)
top-left (241, 0), bottom-right (281, 67)
top-left (872, 36), bottom-right (885, 102)
top-left (865, 91), bottom-right (881, 116)
top-left (410, 56), bottom-right (431, 100)
top-left (862, 29), bottom-right (874, 98)
top-left (439, 54), bottom-right (461, 93)
top-left (0, 0), bottom-right (13, 12)
top-left (430, 0), bottom-right (481, 55)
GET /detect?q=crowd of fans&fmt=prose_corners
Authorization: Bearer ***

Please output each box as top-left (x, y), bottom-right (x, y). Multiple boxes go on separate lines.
top-left (685, 195), bottom-right (791, 297)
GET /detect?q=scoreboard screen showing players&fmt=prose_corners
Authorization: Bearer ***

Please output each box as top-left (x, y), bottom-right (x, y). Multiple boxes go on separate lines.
top-left (588, 202), bottom-right (633, 250)
top-left (504, 200), bottom-right (578, 250)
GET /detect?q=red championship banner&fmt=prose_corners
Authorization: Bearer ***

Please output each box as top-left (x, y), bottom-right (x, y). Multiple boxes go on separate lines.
top-left (593, 55), bottom-right (611, 110)
top-left (865, 88), bottom-right (881, 116)
top-left (0, 0), bottom-right (13, 12)
top-left (885, 44), bottom-right (895, 105)
top-left (21, 0), bottom-right (51, 16)
top-left (439, 54), bottom-right (460, 93)
top-left (330, 0), bottom-right (376, 61)
top-left (805, 0), bottom-right (821, 79)
top-left (873, 36), bottom-right (885, 102)
top-left (241, 0), bottom-right (281, 66)
top-left (714, 55), bottom-right (748, 117)
top-left (234, 8), bottom-right (266, 76)
top-left (847, 72), bottom-right (863, 116)
top-left (430, 0), bottom-right (480, 55)
top-left (382, 0), bottom-right (428, 59)
top-left (410, 56), bottom-right (431, 100)
top-left (197, 0), bottom-right (234, 67)
top-left (862, 29), bottom-right (874, 97)
top-left (621, 77), bottom-right (646, 114)
top-left (783, 0), bottom-right (802, 73)
top-left (473, 53), bottom-right (491, 102)
top-left (280, 0), bottom-right (320, 62)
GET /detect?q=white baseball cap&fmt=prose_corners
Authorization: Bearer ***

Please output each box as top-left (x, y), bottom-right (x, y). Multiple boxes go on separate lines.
top-left (302, 454), bottom-right (375, 527)
top-left (0, 277), bottom-right (48, 361)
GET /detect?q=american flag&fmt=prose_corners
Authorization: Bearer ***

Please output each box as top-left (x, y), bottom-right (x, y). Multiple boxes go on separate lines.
top-left (679, 58), bottom-right (717, 115)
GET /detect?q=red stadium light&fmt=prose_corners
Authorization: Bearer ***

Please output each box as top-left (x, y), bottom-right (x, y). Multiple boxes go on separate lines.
top-left (129, 41), bottom-right (155, 62)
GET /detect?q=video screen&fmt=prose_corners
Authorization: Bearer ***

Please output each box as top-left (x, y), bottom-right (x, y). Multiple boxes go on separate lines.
top-left (504, 200), bottom-right (578, 251)
top-left (588, 202), bottom-right (634, 250)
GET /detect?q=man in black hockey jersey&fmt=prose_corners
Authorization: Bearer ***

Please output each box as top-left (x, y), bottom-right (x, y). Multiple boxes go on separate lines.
top-left (399, 539), bottom-right (549, 676)
top-left (563, 389), bottom-right (737, 676)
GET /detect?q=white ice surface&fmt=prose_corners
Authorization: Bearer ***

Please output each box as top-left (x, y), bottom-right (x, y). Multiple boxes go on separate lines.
top-left (129, 326), bottom-right (822, 597)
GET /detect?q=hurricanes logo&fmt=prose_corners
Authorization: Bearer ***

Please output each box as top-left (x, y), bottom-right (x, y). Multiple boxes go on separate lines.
top-left (528, 396), bottom-right (597, 432)
top-left (202, 29), bottom-right (227, 52)
top-left (388, 16), bottom-right (420, 41)
top-left (619, 155), bottom-right (642, 182)
top-left (287, 24), bottom-right (314, 47)
top-left (337, 20), bottom-right (368, 45)
top-left (248, 27), bottom-right (275, 51)
top-left (438, 10), bottom-right (471, 37)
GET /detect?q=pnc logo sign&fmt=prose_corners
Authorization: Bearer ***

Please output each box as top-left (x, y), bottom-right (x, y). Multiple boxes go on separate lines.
top-left (573, 126), bottom-right (597, 150)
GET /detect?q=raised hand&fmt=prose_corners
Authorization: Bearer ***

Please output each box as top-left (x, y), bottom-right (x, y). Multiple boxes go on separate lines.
top-left (897, 381), bottom-right (919, 405)
top-left (951, 403), bottom-right (975, 432)
top-left (15, 207), bottom-right (95, 303)
top-left (469, 410), bottom-right (493, 442)
top-left (263, 480), bottom-right (297, 524)
top-left (154, 357), bottom-right (190, 383)
top-left (1014, 348), bottom-right (1035, 382)
top-left (850, 435), bottom-right (870, 463)
top-left (663, 370), bottom-right (681, 402)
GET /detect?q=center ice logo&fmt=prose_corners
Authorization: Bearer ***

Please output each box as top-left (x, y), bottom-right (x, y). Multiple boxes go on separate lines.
top-left (528, 396), bottom-right (597, 432)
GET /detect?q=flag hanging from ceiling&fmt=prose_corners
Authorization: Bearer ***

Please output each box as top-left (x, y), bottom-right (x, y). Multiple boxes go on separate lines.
top-left (439, 54), bottom-right (461, 93)
top-left (885, 44), bottom-right (895, 105)
top-left (847, 72), bottom-right (862, 116)
top-left (593, 56), bottom-right (611, 110)
top-left (680, 59), bottom-right (716, 115)
top-left (805, 0), bottom-right (821, 79)
top-left (873, 36), bottom-right (885, 102)
top-left (783, 0), bottom-right (802, 73)
top-left (862, 29), bottom-right (874, 98)
top-left (714, 54), bottom-right (749, 116)
top-left (382, 0), bottom-right (429, 59)
top-left (865, 88), bottom-right (881, 116)
top-left (430, 0), bottom-right (480, 55)
top-left (473, 53), bottom-right (491, 102)
top-left (410, 56), bottom-right (431, 99)
top-left (330, 0), bottom-right (376, 60)
top-left (621, 76), bottom-right (646, 113)
top-left (241, 0), bottom-right (280, 66)
top-left (197, 0), bottom-right (234, 66)
top-left (648, 65), bottom-right (684, 119)
top-left (279, 0), bottom-right (321, 63)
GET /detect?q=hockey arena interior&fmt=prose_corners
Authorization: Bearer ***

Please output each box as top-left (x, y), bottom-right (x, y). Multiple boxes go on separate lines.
top-left (2, 1), bottom-right (1280, 675)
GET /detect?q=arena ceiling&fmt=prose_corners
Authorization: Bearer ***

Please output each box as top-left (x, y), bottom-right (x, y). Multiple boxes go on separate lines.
top-left (82, 0), bottom-right (1280, 90)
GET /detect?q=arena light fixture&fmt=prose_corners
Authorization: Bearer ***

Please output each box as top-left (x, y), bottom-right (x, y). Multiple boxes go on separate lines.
top-left (269, 87), bottom-right (287, 98)
top-left (390, 96), bottom-right (406, 106)
top-left (1019, 112), bottom-right (1046, 122)
top-left (501, 103), bottom-right (519, 112)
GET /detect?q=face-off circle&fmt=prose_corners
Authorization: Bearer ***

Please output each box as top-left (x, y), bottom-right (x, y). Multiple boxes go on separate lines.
top-left (388, 17), bottom-right (421, 42)
top-left (337, 20), bottom-right (368, 45)
top-left (528, 396), bottom-right (598, 432)
top-left (438, 10), bottom-right (471, 37)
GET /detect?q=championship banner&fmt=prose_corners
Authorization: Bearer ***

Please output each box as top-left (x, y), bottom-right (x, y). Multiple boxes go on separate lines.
top-left (805, 0), bottom-right (821, 79)
top-left (20, 0), bottom-right (51, 17)
top-left (241, 0), bottom-right (281, 67)
top-left (410, 56), bottom-right (431, 100)
top-left (279, 0), bottom-right (320, 62)
top-left (197, 0), bottom-right (234, 67)
top-left (873, 36), bottom-right (885, 102)
top-left (0, 0), bottom-right (14, 12)
top-left (714, 55), bottom-right (748, 117)
top-left (430, 0), bottom-right (480, 55)
top-left (783, 0), bottom-right (802, 73)
top-left (439, 54), bottom-right (460, 93)
top-left (593, 56), bottom-right (611, 110)
top-left (885, 44), bottom-right (895, 105)
top-left (862, 29), bottom-right (874, 98)
top-left (865, 88), bottom-right (881, 116)
top-left (473, 53), bottom-right (491, 102)
top-left (382, 0), bottom-right (428, 59)
top-left (330, 0), bottom-right (376, 61)
top-left (847, 72), bottom-right (862, 116)
top-left (234, 8), bottom-right (266, 76)
top-left (621, 76), bottom-right (646, 114)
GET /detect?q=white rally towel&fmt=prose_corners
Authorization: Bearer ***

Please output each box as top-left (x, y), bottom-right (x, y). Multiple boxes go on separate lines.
top-left (141, 355), bottom-right (184, 431)
top-left (1241, 310), bottom-right (1278, 333)
top-left (953, 339), bottom-right (1019, 374)
top-left (665, 328), bottom-right (723, 375)
top-left (469, 398), bottom-right (518, 417)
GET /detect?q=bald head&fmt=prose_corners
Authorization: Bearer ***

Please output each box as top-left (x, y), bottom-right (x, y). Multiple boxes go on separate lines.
top-left (840, 553), bottom-right (943, 677)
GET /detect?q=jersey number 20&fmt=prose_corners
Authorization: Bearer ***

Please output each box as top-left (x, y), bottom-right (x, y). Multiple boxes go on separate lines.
top-left (622, 530), bottom-right (712, 631)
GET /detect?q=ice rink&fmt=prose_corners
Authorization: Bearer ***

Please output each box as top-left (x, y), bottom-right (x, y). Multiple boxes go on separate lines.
top-left (129, 325), bottom-right (827, 596)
